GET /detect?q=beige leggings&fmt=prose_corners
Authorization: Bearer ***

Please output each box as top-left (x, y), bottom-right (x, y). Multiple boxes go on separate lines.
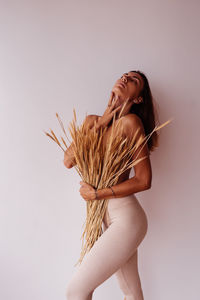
top-left (66, 194), bottom-right (148, 300)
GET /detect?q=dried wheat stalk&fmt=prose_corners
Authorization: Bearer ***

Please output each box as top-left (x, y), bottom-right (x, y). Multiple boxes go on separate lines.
top-left (44, 109), bottom-right (173, 267)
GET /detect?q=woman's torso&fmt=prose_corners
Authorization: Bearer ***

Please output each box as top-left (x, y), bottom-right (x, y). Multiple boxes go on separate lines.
top-left (96, 115), bottom-right (131, 185)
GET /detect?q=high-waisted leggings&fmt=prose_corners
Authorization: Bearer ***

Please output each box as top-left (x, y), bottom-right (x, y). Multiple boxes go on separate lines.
top-left (66, 194), bottom-right (148, 300)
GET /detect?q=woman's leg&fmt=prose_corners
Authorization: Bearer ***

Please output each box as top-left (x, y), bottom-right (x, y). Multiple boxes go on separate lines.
top-left (66, 220), bottom-right (146, 300)
top-left (66, 195), bottom-right (148, 300)
top-left (115, 249), bottom-right (145, 300)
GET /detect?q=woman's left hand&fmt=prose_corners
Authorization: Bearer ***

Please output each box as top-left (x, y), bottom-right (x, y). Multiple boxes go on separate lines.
top-left (79, 181), bottom-right (97, 201)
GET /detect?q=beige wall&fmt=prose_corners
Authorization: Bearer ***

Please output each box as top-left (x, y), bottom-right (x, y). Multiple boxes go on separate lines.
top-left (1, 0), bottom-right (200, 299)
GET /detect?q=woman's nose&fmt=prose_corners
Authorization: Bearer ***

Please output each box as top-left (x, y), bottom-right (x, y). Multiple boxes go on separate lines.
top-left (121, 75), bottom-right (128, 83)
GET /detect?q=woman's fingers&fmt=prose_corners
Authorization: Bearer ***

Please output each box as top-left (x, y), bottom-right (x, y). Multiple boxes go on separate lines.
top-left (112, 104), bottom-right (123, 115)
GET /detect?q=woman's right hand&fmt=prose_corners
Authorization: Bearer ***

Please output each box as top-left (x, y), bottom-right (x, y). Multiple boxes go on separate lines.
top-left (97, 92), bottom-right (123, 129)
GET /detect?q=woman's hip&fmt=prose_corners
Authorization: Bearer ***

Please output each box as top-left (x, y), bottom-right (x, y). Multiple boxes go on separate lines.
top-left (103, 193), bottom-right (148, 232)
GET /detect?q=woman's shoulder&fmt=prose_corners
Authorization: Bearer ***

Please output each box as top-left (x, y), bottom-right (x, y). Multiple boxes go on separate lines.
top-left (85, 114), bottom-right (101, 121)
top-left (121, 113), bottom-right (143, 128)
top-left (122, 113), bottom-right (141, 122)
top-left (83, 114), bottom-right (101, 127)
top-left (120, 113), bottom-right (145, 139)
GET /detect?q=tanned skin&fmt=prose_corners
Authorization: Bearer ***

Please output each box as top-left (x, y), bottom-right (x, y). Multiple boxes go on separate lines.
top-left (63, 72), bottom-right (152, 202)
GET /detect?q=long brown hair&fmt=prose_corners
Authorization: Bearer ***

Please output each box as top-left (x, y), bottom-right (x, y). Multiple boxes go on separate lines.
top-left (129, 70), bottom-right (159, 153)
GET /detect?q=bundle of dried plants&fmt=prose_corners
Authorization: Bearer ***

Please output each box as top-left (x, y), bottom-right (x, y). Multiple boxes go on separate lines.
top-left (44, 107), bottom-right (172, 266)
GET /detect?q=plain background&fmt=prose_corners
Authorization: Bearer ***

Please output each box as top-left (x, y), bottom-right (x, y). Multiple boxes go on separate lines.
top-left (1, 0), bottom-right (200, 299)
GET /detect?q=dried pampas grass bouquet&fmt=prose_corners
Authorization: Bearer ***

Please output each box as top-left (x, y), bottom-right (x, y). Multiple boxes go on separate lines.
top-left (44, 103), bottom-right (172, 267)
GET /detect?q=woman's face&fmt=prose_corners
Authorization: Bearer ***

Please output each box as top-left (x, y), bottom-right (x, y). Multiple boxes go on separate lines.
top-left (111, 71), bottom-right (144, 109)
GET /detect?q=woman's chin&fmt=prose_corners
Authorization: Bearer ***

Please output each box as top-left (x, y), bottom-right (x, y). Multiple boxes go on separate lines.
top-left (112, 87), bottom-right (124, 98)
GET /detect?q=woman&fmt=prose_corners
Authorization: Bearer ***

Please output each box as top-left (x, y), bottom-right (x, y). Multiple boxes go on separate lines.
top-left (64, 70), bottom-right (158, 300)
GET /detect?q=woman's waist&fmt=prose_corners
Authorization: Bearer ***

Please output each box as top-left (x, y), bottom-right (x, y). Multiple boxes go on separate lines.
top-left (107, 193), bottom-right (140, 210)
top-left (103, 193), bottom-right (147, 227)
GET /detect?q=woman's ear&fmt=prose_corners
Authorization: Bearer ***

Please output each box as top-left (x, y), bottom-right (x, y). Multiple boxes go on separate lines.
top-left (138, 96), bottom-right (143, 103)
top-left (133, 96), bottom-right (143, 104)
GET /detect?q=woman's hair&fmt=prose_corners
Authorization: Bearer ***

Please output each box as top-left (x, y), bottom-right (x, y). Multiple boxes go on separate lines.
top-left (129, 70), bottom-right (160, 153)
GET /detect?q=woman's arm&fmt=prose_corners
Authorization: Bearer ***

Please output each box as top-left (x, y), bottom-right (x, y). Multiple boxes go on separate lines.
top-left (96, 114), bottom-right (152, 199)
top-left (95, 176), bottom-right (151, 200)
top-left (63, 142), bottom-right (76, 169)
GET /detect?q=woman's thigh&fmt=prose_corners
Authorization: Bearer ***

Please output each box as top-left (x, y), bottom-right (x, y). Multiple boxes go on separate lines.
top-left (67, 196), bottom-right (148, 295)
top-left (67, 223), bottom-right (138, 294)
